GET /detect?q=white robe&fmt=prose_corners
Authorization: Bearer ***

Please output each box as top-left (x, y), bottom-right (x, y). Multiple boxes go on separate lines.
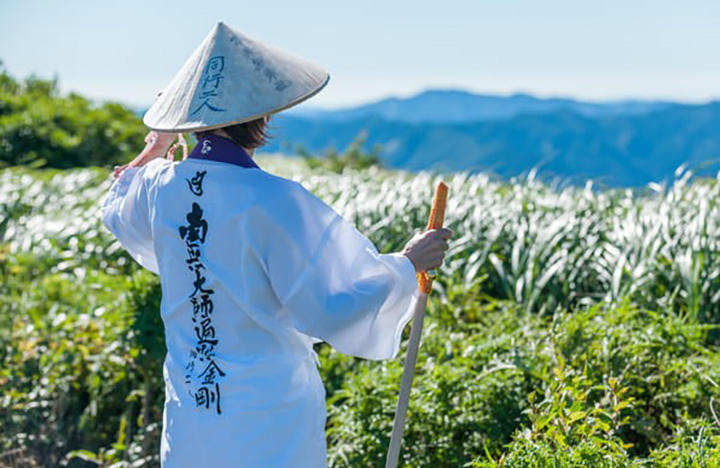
top-left (101, 156), bottom-right (420, 467)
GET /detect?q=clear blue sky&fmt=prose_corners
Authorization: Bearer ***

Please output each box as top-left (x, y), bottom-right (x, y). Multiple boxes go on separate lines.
top-left (1, 0), bottom-right (719, 108)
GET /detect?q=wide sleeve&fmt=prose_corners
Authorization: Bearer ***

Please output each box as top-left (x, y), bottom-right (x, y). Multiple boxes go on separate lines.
top-left (101, 159), bottom-right (169, 274)
top-left (252, 180), bottom-right (421, 361)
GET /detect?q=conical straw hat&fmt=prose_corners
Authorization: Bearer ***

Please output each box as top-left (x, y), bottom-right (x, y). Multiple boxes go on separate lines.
top-left (143, 22), bottom-right (329, 132)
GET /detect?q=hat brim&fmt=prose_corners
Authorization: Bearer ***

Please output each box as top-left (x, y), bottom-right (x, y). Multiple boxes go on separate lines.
top-left (142, 22), bottom-right (330, 133)
top-left (145, 73), bottom-right (329, 133)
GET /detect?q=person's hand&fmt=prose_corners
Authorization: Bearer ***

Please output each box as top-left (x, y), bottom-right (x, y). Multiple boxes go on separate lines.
top-left (401, 228), bottom-right (454, 273)
top-left (113, 131), bottom-right (179, 178)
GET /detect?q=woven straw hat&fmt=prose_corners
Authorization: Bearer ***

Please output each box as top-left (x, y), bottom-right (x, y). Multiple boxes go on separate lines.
top-left (143, 22), bottom-right (329, 132)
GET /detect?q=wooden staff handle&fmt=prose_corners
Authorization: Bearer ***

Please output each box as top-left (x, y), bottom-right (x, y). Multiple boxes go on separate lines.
top-left (417, 181), bottom-right (448, 294)
top-left (385, 180), bottom-right (449, 468)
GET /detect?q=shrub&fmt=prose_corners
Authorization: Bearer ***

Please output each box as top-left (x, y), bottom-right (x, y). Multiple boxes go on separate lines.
top-left (0, 63), bottom-right (147, 169)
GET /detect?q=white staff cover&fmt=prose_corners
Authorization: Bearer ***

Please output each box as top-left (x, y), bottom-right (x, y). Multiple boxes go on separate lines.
top-left (143, 21), bottom-right (329, 132)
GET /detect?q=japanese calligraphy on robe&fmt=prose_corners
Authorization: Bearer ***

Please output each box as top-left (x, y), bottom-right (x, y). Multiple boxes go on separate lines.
top-left (101, 137), bottom-right (419, 467)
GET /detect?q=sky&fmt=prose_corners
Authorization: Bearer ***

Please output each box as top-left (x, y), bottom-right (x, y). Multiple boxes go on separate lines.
top-left (1, 0), bottom-right (719, 109)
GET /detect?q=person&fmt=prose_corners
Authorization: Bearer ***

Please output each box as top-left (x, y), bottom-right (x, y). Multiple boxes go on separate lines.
top-left (101, 22), bottom-right (453, 468)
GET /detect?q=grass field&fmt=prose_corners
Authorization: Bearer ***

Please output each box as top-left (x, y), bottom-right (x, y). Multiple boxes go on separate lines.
top-left (1, 156), bottom-right (719, 467)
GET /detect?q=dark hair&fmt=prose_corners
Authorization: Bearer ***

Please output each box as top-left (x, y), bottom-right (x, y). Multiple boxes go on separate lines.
top-left (195, 116), bottom-right (270, 150)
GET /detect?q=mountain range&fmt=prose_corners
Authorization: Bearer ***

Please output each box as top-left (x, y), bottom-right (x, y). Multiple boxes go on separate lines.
top-left (263, 89), bottom-right (720, 187)
top-left (289, 89), bottom-right (674, 122)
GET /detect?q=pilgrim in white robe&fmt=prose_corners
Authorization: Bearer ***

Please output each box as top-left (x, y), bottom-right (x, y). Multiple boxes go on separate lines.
top-left (100, 138), bottom-right (420, 467)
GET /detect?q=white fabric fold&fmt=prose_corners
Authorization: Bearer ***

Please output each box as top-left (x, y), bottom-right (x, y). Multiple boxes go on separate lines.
top-left (101, 158), bottom-right (172, 274)
top-left (252, 181), bottom-right (420, 360)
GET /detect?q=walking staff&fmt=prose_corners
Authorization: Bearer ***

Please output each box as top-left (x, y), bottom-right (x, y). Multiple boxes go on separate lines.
top-left (386, 182), bottom-right (448, 468)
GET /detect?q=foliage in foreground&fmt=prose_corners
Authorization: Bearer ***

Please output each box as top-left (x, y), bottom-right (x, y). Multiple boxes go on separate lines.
top-left (3, 257), bottom-right (720, 467)
top-left (2, 155), bottom-right (718, 321)
top-left (1, 160), bottom-right (720, 467)
top-left (322, 294), bottom-right (720, 467)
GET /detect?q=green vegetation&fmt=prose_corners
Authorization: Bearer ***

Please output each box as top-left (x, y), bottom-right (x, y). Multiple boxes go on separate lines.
top-left (0, 64), bottom-right (146, 169)
top-left (1, 154), bottom-right (719, 467)
top-left (296, 131), bottom-right (383, 173)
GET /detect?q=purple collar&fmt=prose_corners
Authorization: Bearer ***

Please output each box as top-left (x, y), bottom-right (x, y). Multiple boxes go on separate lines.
top-left (187, 134), bottom-right (260, 169)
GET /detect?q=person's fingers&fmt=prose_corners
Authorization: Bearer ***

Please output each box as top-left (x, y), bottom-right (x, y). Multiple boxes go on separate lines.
top-left (114, 163), bottom-right (130, 178)
top-left (436, 228), bottom-right (454, 240)
top-left (138, 131), bottom-right (179, 161)
top-left (422, 234), bottom-right (448, 249)
top-left (434, 249), bottom-right (449, 265)
top-left (429, 238), bottom-right (448, 251)
top-left (425, 228), bottom-right (453, 241)
top-left (145, 131), bottom-right (162, 145)
top-left (114, 131), bottom-right (180, 177)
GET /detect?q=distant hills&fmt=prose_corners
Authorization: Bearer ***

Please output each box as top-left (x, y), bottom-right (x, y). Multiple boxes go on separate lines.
top-left (264, 89), bottom-right (720, 187)
top-left (289, 89), bottom-right (674, 123)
